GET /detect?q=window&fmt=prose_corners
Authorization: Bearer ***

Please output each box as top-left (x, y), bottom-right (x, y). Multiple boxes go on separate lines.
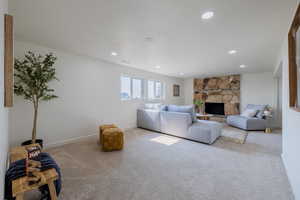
top-left (148, 80), bottom-right (155, 99)
top-left (148, 80), bottom-right (164, 100)
top-left (121, 76), bottom-right (143, 100)
top-left (120, 76), bottom-right (164, 100)
top-left (132, 78), bottom-right (142, 99)
top-left (121, 76), bottom-right (131, 100)
top-left (155, 82), bottom-right (162, 99)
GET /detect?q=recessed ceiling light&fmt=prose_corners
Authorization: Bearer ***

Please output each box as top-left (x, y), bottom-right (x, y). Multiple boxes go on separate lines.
top-left (111, 52), bottom-right (118, 56)
top-left (240, 65), bottom-right (247, 68)
top-left (228, 50), bottom-right (237, 55)
top-left (155, 65), bottom-right (161, 69)
top-left (201, 11), bottom-right (214, 20)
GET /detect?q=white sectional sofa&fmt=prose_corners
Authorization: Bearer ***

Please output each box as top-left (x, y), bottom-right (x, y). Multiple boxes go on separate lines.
top-left (137, 105), bottom-right (223, 144)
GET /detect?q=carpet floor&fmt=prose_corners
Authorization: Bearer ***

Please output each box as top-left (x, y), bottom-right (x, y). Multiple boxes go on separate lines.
top-left (27, 128), bottom-right (294, 200)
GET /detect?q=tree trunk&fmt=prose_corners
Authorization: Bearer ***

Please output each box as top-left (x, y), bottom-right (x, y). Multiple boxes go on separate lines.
top-left (32, 101), bottom-right (38, 144)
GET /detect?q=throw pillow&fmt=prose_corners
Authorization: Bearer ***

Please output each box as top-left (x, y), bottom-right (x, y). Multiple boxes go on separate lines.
top-left (246, 104), bottom-right (267, 119)
top-left (241, 109), bottom-right (258, 118)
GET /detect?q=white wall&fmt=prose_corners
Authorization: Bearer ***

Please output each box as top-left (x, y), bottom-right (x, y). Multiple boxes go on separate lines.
top-left (240, 72), bottom-right (277, 110)
top-left (9, 41), bottom-right (184, 147)
top-left (278, 1), bottom-right (300, 198)
top-left (0, 0), bottom-right (9, 198)
top-left (276, 70), bottom-right (283, 128)
top-left (183, 78), bottom-right (194, 105)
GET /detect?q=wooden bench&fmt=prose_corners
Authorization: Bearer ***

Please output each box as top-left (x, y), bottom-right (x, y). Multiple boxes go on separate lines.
top-left (10, 144), bottom-right (58, 200)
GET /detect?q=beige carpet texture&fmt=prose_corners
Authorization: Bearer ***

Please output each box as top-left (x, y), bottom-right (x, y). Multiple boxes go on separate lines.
top-left (26, 128), bottom-right (294, 200)
top-left (221, 125), bottom-right (248, 144)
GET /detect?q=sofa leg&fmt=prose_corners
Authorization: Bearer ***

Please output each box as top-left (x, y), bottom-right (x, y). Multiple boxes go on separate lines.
top-left (265, 128), bottom-right (272, 133)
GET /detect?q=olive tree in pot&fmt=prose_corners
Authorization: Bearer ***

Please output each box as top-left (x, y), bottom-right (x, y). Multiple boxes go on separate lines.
top-left (14, 51), bottom-right (58, 148)
top-left (194, 99), bottom-right (204, 114)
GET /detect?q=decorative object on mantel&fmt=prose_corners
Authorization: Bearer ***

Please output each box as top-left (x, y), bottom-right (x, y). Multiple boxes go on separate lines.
top-left (14, 52), bottom-right (58, 147)
top-left (4, 14), bottom-right (14, 107)
top-left (173, 84), bottom-right (180, 96)
top-left (194, 75), bottom-right (240, 116)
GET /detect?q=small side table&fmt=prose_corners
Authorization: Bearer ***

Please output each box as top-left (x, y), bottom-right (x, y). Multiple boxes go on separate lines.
top-left (265, 115), bottom-right (273, 133)
top-left (12, 169), bottom-right (58, 200)
top-left (196, 114), bottom-right (213, 120)
top-left (10, 144), bottom-right (58, 200)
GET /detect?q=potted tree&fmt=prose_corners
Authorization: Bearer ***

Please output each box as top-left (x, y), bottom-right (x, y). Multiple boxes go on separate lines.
top-left (194, 99), bottom-right (204, 114)
top-left (14, 51), bottom-right (58, 148)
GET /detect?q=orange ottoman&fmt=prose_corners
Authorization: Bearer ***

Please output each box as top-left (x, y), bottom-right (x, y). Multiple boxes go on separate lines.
top-left (102, 128), bottom-right (124, 152)
top-left (99, 124), bottom-right (117, 145)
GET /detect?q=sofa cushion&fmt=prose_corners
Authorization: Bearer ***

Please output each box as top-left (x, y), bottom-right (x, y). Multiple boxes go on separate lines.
top-left (246, 104), bottom-right (267, 119)
top-left (167, 105), bottom-right (196, 122)
top-left (241, 109), bottom-right (258, 118)
top-left (227, 115), bottom-right (248, 130)
top-left (144, 103), bottom-right (167, 111)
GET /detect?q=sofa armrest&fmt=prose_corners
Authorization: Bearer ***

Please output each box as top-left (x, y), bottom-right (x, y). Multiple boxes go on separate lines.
top-left (137, 109), bottom-right (161, 132)
top-left (160, 111), bottom-right (192, 135)
top-left (246, 117), bottom-right (267, 130)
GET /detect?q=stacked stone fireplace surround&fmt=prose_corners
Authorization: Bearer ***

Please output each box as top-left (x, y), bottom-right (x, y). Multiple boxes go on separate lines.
top-left (194, 75), bottom-right (240, 116)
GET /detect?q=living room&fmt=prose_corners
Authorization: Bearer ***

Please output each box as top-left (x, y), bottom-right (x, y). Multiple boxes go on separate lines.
top-left (0, 0), bottom-right (299, 200)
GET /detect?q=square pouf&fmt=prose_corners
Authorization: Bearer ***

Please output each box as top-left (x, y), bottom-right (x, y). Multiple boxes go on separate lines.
top-left (102, 128), bottom-right (124, 152)
top-left (99, 124), bottom-right (117, 145)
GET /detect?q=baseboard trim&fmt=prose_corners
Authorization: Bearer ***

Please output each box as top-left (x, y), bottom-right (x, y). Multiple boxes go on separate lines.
top-left (281, 153), bottom-right (296, 200)
top-left (43, 126), bottom-right (137, 149)
top-left (44, 133), bottom-right (97, 149)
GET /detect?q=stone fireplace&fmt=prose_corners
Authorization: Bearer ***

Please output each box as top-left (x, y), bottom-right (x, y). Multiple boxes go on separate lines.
top-left (194, 75), bottom-right (240, 116)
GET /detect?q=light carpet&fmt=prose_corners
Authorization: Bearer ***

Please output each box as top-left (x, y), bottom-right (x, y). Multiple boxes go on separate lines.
top-left (26, 128), bottom-right (294, 200)
top-left (221, 125), bottom-right (248, 144)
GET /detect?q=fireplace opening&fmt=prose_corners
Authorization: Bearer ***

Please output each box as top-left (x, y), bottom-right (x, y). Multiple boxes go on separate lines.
top-left (205, 102), bottom-right (225, 116)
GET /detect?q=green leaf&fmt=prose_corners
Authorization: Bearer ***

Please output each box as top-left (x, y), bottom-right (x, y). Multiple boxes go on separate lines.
top-left (14, 51), bottom-right (59, 103)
